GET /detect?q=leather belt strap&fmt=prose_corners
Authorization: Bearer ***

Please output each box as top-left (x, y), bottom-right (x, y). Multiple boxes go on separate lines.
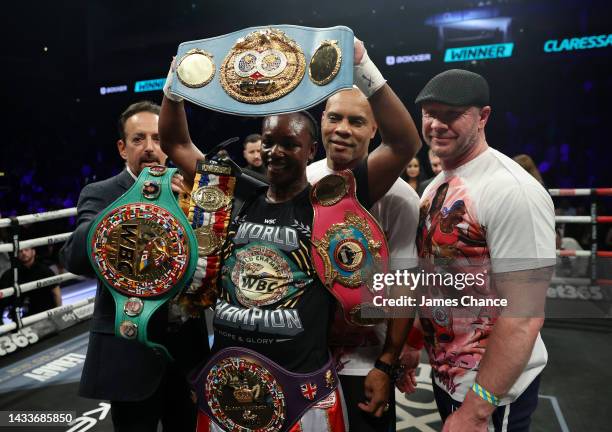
top-left (310, 170), bottom-right (389, 326)
top-left (193, 347), bottom-right (338, 432)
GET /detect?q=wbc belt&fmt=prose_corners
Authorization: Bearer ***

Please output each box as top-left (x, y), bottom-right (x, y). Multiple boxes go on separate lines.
top-left (311, 171), bottom-right (389, 326)
top-left (170, 25), bottom-right (354, 116)
top-left (193, 347), bottom-right (338, 432)
top-left (87, 166), bottom-right (198, 359)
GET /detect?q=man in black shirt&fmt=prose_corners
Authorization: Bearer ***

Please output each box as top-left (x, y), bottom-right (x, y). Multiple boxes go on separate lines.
top-left (0, 247), bottom-right (61, 319)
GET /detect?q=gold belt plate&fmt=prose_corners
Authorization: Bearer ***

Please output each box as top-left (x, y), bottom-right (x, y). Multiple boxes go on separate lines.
top-left (220, 28), bottom-right (306, 104)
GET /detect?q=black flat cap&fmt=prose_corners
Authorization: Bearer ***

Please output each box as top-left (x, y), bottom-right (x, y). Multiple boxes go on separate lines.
top-left (415, 69), bottom-right (490, 107)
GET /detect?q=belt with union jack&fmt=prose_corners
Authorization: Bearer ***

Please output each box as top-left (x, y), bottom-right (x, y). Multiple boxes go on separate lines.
top-left (193, 347), bottom-right (338, 432)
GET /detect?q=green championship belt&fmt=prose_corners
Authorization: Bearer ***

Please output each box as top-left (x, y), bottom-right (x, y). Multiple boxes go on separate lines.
top-left (87, 166), bottom-right (198, 359)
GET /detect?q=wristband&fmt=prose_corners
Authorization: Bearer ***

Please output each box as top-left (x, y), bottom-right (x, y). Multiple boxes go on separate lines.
top-left (374, 358), bottom-right (404, 382)
top-left (471, 382), bottom-right (500, 406)
top-left (163, 63), bottom-right (184, 103)
top-left (353, 44), bottom-right (386, 97)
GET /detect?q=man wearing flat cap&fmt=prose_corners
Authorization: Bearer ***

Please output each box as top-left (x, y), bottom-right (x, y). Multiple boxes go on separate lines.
top-left (414, 69), bottom-right (556, 431)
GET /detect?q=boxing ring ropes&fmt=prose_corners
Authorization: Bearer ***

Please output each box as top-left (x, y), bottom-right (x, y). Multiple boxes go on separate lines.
top-left (549, 188), bottom-right (612, 288)
top-left (0, 208), bottom-right (90, 354)
top-left (0, 188), bottom-right (610, 354)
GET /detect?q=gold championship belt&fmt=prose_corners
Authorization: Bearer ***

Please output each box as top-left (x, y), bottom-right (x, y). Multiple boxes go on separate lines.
top-left (180, 146), bottom-right (238, 312)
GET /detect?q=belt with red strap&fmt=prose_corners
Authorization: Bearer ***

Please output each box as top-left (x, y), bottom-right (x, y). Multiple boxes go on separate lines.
top-left (310, 170), bottom-right (389, 326)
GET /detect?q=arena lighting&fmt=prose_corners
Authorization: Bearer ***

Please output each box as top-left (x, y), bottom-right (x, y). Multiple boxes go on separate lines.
top-left (544, 34), bottom-right (612, 52)
top-left (425, 6), bottom-right (513, 50)
top-left (444, 42), bottom-right (513, 62)
top-left (425, 7), bottom-right (500, 26)
top-left (134, 78), bottom-right (166, 93)
top-left (385, 53), bottom-right (432, 66)
top-left (99, 85), bottom-right (128, 95)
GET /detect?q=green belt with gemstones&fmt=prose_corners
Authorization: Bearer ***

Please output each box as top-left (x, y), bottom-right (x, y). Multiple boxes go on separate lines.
top-left (87, 165), bottom-right (198, 359)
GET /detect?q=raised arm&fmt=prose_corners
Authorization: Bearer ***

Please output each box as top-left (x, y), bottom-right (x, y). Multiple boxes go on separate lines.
top-left (367, 85), bottom-right (421, 203)
top-left (159, 65), bottom-right (205, 189)
top-left (352, 40), bottom-right (422, 204)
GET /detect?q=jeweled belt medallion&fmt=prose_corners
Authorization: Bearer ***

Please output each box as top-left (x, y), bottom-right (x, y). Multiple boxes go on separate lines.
top-left (220, 28), bottom-right (306, 103)
top-left (91, 203), bottom-right (190, 298)
top-left (205, 357), bottom-right (286, 431)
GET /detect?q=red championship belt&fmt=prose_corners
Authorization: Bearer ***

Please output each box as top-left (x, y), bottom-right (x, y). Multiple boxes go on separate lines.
top-left (310, 171), bottom-right (389, 326)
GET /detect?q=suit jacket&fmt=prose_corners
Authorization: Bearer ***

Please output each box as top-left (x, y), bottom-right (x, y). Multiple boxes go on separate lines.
top-left (60, 169), bottom-right (209, 401)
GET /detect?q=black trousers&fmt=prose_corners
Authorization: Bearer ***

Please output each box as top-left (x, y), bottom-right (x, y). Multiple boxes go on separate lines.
top-left (110, 362), bottom-right (196, 432)
top-left (433, 375), bottom-right (541, 432)
top-left (340, 374), bottom-right (396, 432)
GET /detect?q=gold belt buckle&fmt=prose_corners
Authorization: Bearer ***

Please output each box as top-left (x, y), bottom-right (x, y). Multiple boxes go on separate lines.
top-left (95, 204), bottom-right (190, 298)
top-left (206, 356), bottom-right (286, 430)
top-left (194, 226), bottom-right (224, 256)
top-left (312, 174), bottom-right (348, 207)
top-left (192, 185), bottom-right (232, 212)
top-left (220, 28), bottom-right (306, 104)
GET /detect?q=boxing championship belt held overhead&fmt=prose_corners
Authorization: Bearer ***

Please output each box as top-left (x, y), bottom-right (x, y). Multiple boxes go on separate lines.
top-left (170, 25), bottom-right (354, 116)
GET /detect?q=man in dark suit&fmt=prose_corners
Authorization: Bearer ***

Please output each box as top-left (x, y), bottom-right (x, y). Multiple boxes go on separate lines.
top-left (60, 101), bottom-right (209, 432)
